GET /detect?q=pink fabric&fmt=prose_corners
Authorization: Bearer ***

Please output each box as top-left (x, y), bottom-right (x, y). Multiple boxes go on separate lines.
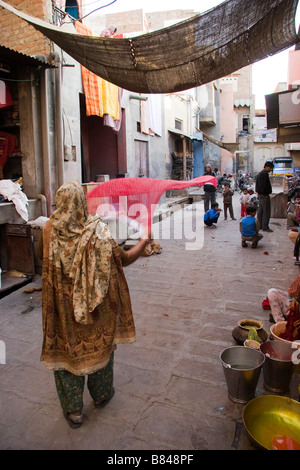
top-left (87, 176), bottom-right (217, 230)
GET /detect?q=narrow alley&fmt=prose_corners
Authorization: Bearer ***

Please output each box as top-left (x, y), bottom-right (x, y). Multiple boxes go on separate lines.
top-left (0, 193), bottom-right (299, 451)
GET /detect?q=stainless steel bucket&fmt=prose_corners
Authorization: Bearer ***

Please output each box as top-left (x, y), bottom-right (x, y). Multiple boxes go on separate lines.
top-left (220, 346), bottom-right (265, 404)
top-left (260, 340), bottom-right (295, 393)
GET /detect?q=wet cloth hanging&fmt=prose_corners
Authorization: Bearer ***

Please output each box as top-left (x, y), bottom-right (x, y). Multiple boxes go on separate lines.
top-left (74, 21), bottom-right (120, 121)
top-left (86, 176), bottom-right (217, 231)
top-left (74, 21), bottom-right (103, 117)
top-left (0, 0), bottom-right (299, 94)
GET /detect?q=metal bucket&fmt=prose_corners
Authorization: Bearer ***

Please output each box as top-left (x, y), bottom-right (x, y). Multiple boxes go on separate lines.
top-left (220, 346), bottom-right (265, 404)
top-left (260, 340), bottom-right (295, 393)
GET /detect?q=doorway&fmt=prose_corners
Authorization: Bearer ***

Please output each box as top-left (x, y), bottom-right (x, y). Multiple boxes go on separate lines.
top-left (80, 94), bottom-right (127, 182)
top-left (135, 140), bottom-right (149, 178)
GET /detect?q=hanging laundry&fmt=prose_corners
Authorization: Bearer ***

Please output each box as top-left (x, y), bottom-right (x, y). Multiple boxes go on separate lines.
top-left (140, 99), bottom-right (150, 135)
top-left (75, 21), bottom-right (120, 124)
top-left (103, 88), bottom-right (123, 132)
top-left (140, 95), bottom-right (162, 136)
top-left (100, 78), bottom-right (120, 121)
top-left (148, 95), bottom-right (162, 137)
top-left (75, 21), bottom-right (103, 117)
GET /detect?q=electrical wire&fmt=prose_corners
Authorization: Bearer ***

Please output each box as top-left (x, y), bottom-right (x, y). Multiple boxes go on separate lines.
top-left (58, 0), bottom-right (118, 22)
top-left (83, 0), bottom-right (115, 7)
top-left (80, 0), bottom-right (118, 20)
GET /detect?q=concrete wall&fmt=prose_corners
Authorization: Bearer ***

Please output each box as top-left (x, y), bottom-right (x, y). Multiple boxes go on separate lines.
top-left (122, 92), bottom-right (166, 180)
top-left (164, 93), bottom-right (191, 135)
top-left (197, 83), bottom-right (221, 170)
top-left (253, 114), bottom-right (284, 176)
top-left (288, 49), bottom-right (300, 87)
top-left (53, 40), bottom-right (83, 185)
top-left (164, 92), bottom-right (192, 178)
top-left (253, 144), bottom-right (285, 176)
top-left (233, 66), bottom-right (255, 174)
top-left (220, 81), bottom-right (235, 174)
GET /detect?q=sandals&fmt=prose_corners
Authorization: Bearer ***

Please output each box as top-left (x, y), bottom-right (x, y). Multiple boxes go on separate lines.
top-left (64, 412), bottom-right (83, 429)
top-left (94, 388), bottom-right (115, 408)
top-left (63, 388), bottom-right (115, 427)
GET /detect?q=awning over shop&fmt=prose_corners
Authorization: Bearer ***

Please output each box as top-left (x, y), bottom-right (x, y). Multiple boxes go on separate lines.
top-left (169, 128), bottom-right (239, 153)
top-left (198, 129), bottom-right (239, 154)
top-left (168, 129), bottom-right (203, 141)
top-left (0, 0), bottom-right (299, 94)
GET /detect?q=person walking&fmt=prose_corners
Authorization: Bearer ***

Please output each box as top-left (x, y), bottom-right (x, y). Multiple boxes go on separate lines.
top-left (37, 181), bottom-right (151, 429)
top-left (255, 161), bottom-right (274, 232)
top-left (203, 164), bottom-right (217, 212)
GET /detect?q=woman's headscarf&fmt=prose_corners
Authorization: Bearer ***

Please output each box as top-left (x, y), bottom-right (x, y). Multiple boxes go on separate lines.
top-left (49, 181), bottom-right (114, 325)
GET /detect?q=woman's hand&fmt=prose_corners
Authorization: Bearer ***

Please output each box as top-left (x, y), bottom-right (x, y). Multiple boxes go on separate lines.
top-left (141, 228), bottom-right (153, 244)
top-left (121, 227), bottom-right (153, 267)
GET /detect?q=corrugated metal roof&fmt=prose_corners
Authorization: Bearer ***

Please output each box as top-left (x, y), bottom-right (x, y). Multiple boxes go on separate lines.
top-left (0, 45), bottom-right (50, 68)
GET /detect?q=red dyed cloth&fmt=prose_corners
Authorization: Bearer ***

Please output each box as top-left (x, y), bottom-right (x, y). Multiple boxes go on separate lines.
top-left (262, 297), bottom-right (271, 310)
top-left (279, 300), bottom-right (300, 341)
top-left (87, 176), bottom-right (216, 231)
top-left (0, 131), bottom-right (15, 170)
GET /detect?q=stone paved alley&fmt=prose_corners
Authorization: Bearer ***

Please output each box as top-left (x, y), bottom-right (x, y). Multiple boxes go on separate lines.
top-left (0, 192), bottom-right (299, 450)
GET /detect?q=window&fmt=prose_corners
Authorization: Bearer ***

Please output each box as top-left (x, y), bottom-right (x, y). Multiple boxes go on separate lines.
top-left (65, 0), bottom-right (79, 20)
top-left (242, 115), bottom-right (250, 132)
top-left (175, 119), bottom-right (182, 131)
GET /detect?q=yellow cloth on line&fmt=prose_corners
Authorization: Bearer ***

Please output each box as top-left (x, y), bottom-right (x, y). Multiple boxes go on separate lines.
top-left (99, 78), bottom-right (120, 121)
top-left (75, 21), bottom-right (120, 121)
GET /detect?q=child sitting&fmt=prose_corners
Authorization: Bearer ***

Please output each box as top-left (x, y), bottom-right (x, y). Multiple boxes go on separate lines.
top-left (240, 186), bottom-right (250, 218)
top-left (222, 182), bottom-right (236, 220)
top-left (204, 202), bottom-right (222, 229)
top-left (240, 205), bottom-right (263, 248)
top-left (287, 197), bottom-right (300, 229)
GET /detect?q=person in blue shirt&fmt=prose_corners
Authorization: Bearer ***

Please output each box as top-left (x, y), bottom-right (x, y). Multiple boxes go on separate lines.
top-left (240, 205), bottom-right (263, 248)
top-left (204, 202), bottom-right (222, 229)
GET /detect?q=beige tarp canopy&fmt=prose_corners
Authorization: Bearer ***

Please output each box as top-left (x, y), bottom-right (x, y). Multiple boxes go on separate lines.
top-left (194, 128), bottom-right (240, 153)
top-left (0, 0), bottom-right (299, 94)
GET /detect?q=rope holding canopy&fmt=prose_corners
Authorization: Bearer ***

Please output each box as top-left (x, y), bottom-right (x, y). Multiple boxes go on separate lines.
top-left (0, 0), bottom-right (299, 94)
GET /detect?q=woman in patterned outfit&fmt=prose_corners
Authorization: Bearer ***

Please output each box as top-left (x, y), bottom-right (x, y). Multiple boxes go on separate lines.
top-left (38, 181), bottom-right (150, 428)
top-left (267, 274), bottom-right (300, 323)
